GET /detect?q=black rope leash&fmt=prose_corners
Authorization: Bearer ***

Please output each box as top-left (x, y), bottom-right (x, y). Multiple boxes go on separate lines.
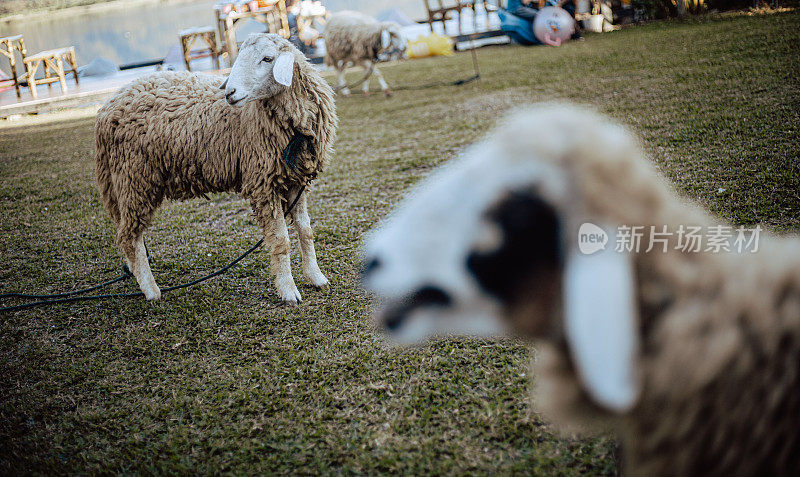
top-left (0, 270), bottom-right (132, 300)
top-left (0, 182), bottom-right (307, 313)
top-left (391, 73), bottom-right (480, 91)
top-left (0, 239), bottom-right (267, 313)
top-left (282, 133), bottom-right (313, 169)
top-left (333, 67), bottom-right (376, 93)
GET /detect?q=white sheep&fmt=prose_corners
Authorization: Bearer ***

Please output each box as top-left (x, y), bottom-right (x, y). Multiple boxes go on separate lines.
top-left (95, 33), bottom-right (337, 304)
top-left (362, 103), bottom-right (800, 475)
top-left (323, 11), bottom-right (407, 96)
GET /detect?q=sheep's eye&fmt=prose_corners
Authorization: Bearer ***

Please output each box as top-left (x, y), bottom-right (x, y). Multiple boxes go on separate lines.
top-left (261, 57), bottom-right (274, 63)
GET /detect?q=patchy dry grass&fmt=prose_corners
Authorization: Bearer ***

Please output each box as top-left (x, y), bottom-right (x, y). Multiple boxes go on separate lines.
top-left (1, 10), bottom-right (798, 474)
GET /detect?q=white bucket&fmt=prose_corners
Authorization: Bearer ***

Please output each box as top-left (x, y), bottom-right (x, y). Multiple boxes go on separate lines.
top-left (583, 14), bottom-right (605, 32)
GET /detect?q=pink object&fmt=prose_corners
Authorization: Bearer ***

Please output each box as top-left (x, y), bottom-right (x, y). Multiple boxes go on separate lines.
top-left (533, 6), bottom-right (575, 46)
top-left (543, 32), bottom-right (562, 46)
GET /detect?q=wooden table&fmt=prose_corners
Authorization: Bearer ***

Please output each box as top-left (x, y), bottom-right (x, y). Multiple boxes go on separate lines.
top-left (24, 46), bottom-right (79, 99)
top-left (0, 35), bottom-right (28, 98)
top-left (215, 1), bottom-right (290, 65)
top-left (179, 26), bottom-right (221, 71)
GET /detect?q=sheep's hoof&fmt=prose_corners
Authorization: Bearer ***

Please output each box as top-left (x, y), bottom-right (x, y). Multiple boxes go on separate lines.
top-left (306, 271), bottom-right (329, 288)
top-left (383, 89), bottom-right (392, 97)
top-left (340, 88), bottom-right (351, 96)
top-left (281, 293), bottom-right (302, 305)
top-left (362, 90), bottom-right (370, 97)
top-left (277, 282), bottom-right (302, 305)
top-left (144, 286), bottom-right (161, 301)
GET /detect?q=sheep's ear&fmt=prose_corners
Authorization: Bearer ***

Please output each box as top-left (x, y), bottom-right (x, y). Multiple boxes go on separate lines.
top-left (381, 29), bottom-right (392, 49)
top-left (273, 52), bottom-right (294, 87)
top-left (563, 245), bottom-right (640, 413)
top-left (219, 78), bottom-right (228, 90)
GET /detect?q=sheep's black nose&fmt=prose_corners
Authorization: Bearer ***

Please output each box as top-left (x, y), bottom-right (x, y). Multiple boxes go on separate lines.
top-left (360, 256), bottom-right (381, 279)
top-left (225, 89), bottom-right (237, 104)
top-left (383, 307), bottom-right (405, 331)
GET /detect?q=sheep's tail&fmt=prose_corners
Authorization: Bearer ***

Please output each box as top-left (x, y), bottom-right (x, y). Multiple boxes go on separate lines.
top-left (94, 119), bottom-right (120, 225)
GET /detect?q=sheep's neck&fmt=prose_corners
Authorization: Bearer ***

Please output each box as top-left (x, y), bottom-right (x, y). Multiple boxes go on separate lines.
top-left (635, 234), bottom-right (800, 388)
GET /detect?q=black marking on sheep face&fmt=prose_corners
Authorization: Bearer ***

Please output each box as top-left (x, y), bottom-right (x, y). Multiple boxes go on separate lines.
top-left (466, 188), bottom-right (563, 304)
top-left (381, 286), bottom-right (452, 331)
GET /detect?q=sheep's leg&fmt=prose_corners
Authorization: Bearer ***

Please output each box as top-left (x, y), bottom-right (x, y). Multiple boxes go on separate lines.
top-left (114, 179), bottom-right (162, 301)
top-left (254, 200), bottom-right (302, 304)
top-left (372, 65), bottom-right (391, 96)
top-left (118, 226), bottom-right (160, 301)
top-left (360, 60), bottom-right (374, 95)
top-left (336, 61), bottom-right (350, 96)
top-left (290, 190), bottom-right (328, 288)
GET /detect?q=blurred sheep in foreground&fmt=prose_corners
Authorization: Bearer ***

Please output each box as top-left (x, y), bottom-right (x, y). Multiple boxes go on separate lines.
top-left (362, 103), bottom-right (800, 475)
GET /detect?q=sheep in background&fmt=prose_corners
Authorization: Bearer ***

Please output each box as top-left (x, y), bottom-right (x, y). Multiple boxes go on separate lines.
top-left (361, 104), bottom-right (800, 475)
top-left (323, 11), bottom-right (407, 96)
top-left (95, 33), bottom-right (337, 304)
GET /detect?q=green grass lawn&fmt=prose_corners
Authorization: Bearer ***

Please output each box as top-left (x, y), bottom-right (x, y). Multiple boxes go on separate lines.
top-left (1, 9), bottom-right (798, 474)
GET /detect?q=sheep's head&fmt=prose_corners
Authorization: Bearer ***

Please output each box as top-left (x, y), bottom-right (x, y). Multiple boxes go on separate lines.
top-left (221, 33), bottom-right (298, 106)
top-left (362, 104), bottom-right (669, 414)
top-left (379, 22), bottom-right (407, 60)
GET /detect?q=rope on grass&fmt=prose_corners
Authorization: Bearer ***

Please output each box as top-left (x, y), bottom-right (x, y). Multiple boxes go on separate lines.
top-left (0, 185), bottom-right (306, 313)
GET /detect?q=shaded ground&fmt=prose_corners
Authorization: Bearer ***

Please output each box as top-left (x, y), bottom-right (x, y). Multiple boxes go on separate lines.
top-left (1, 9), bottom-right (798, 474)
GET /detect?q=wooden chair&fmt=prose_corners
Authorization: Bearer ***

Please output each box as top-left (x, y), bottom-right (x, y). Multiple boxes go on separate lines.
top-left (0, 35), bottom-right (28, 98)
top-left (215, 0), bottom-right (290, 65)
top-left (23, 46), bottom-right (79, 99)
top-left (424, 0), bottom-right (466, 35)
top-left (179, 26), bottom-right (221, 72)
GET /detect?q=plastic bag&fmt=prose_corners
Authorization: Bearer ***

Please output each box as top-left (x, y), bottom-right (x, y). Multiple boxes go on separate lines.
top-left (407, 33), bottom-right (455, 59)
